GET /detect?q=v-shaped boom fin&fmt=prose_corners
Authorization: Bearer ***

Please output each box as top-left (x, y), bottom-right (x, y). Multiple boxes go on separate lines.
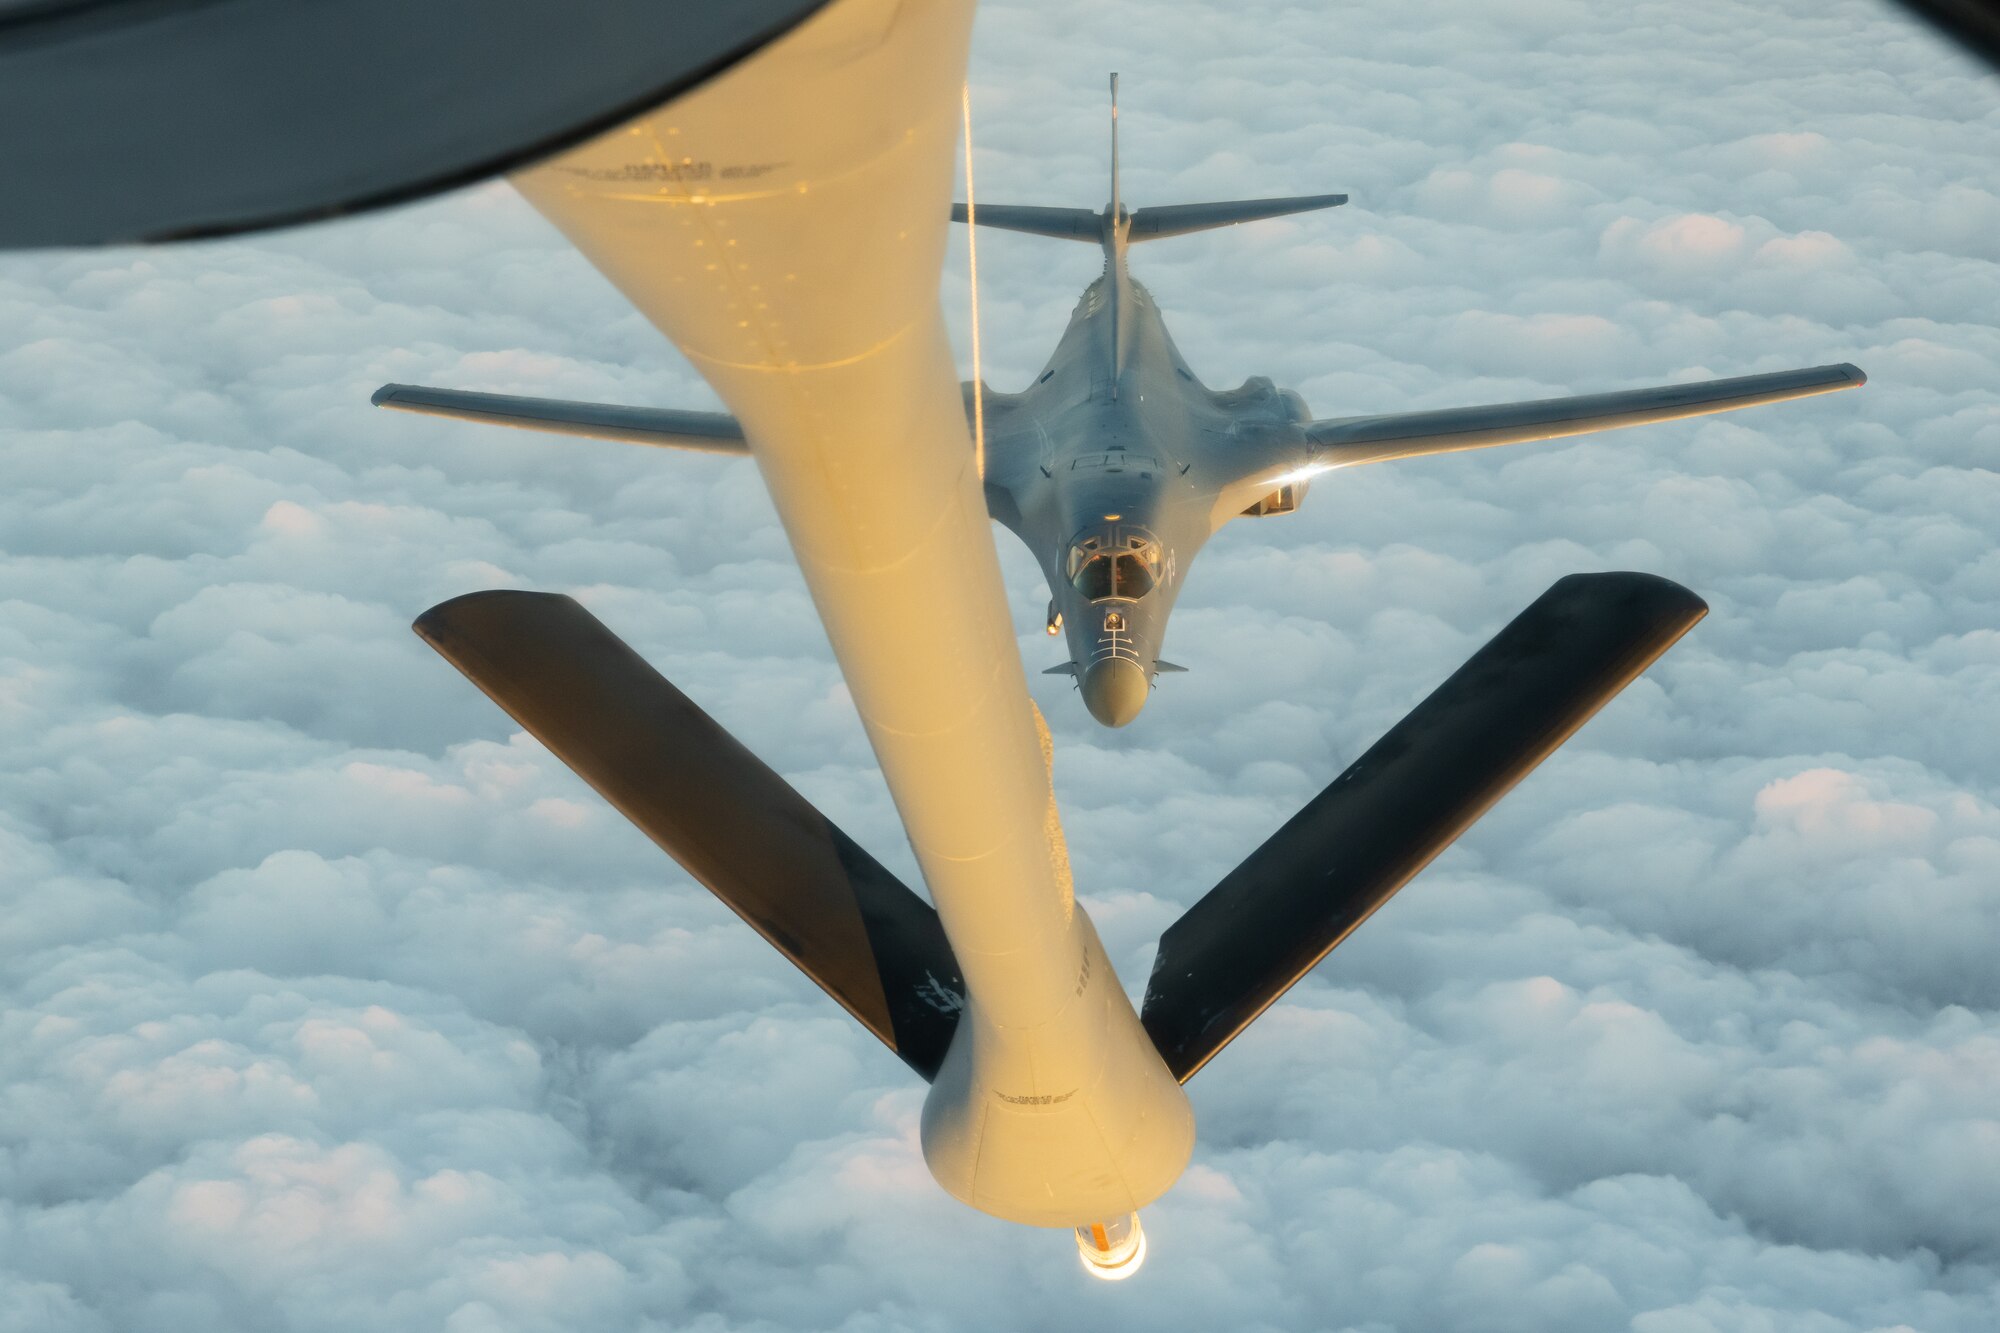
top-left (1140, 572), bottom-right (1706, 1081)
top-left (415, 591), bottom-right (965, 1080)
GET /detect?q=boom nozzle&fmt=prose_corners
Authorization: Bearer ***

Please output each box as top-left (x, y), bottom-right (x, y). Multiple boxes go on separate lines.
top-left (1076, 1211), bottom-right (1147, 1280)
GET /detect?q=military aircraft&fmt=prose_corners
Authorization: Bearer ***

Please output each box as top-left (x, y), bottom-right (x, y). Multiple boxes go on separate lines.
top-left (374, 77), bottom-right (1864, 727)
top-left (366, 26), bottom-right (1851, 1270)
top-left (9, 0), bottom-right (1873, 1277)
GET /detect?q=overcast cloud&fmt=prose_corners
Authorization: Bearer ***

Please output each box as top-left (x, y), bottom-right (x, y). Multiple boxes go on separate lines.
top-left (4, 0), bottom-right (1998, 1329)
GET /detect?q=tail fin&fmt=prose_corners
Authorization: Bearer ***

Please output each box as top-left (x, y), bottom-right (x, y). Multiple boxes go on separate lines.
top-left (951, 75), bottom-right (1344, 245)
top-left (1140, 572), bottom-right (1705, 1081)
top-left (1109, 72), bottom-right (1122, 225)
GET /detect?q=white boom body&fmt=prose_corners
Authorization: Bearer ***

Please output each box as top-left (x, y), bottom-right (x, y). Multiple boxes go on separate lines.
top-left (509, 0), bottom-right (1193, 1228)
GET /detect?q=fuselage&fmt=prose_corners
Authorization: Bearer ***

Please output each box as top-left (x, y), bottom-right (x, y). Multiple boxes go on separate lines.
top-left (980, 216), bottom-right (1314, 724)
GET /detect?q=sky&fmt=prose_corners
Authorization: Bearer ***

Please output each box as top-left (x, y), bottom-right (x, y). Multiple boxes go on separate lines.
top-left (3, 0), bottom-right (1998, 1329)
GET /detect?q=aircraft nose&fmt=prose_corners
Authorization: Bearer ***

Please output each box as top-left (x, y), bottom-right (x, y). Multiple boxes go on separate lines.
top-left (1081, 658), bottom-right (1149, 727)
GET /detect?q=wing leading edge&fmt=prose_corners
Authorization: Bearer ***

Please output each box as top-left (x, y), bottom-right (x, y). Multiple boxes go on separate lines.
top-left (373, 383), bottom-right (747, 454)
top-left (1305, 362), bottom-right (1865, 467)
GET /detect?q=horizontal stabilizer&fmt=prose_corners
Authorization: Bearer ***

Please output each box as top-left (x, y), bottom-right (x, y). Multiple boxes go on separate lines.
top-left (1305, 363), bottom-right (1865, 466)
top-left (415, 591), bottom-right (965, 1080)
top-left (1140, 572), bottom-right (1706, 1081)
top-left (374, 383), bottom-right (747, 454)
top-left (950, 203), bottom-right (1102, 240)
top-left (949, 194), bottom-right (1346, 244)
top-left (1127, 193), bottom-right (1347, 241)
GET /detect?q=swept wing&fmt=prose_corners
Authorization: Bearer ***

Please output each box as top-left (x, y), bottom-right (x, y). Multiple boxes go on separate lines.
top-left (372, 383), bottom-right (747, 454)
top-left (1305, 362), bottom-right (1865, 466)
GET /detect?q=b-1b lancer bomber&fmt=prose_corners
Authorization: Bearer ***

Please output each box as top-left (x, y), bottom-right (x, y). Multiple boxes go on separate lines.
top-left (376, 77), bottom-right (1866, 728)
top-left (356, 11), bottom-right (1874, 1273)
top-left (11, 0), bottom-right (1876, 1280)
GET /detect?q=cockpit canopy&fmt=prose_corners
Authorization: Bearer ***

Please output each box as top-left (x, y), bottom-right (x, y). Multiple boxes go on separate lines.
top-left (1066, 526), bottom-right (1164, 602)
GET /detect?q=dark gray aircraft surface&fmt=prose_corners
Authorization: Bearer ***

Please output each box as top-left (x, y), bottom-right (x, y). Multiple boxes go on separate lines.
top-left (375, 79), bottom-right (1865, 727)
top-left (4, 0), bottom-right (1986, 244)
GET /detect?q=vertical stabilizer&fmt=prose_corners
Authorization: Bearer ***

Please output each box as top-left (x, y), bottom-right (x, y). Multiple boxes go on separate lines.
top-left (949, 76), bottom-right (1345, 247)
top-left (1106, 72), bottom-right (1124, 400)
top-left (1109, 72), bottom-right (1122, 225)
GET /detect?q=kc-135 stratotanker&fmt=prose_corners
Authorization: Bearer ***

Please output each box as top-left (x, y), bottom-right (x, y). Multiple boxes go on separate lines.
top-left (376, 78), bottom-right (1864, 729)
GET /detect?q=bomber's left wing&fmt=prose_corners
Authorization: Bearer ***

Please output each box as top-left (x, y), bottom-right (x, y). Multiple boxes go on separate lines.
top-left (1304, 362), bottom-right (1865, 466)
top-left (373, 383), bottom-right (748, 454)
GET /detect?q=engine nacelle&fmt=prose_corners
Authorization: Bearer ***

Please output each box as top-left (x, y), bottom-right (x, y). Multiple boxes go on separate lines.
top-left (1241, 477), bottom-right (1309, 517)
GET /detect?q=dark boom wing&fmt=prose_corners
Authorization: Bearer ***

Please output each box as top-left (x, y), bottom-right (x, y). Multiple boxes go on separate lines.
top-left (415, 591), bottom-right (965, 1080)
top-left (1141, 572), bottom-right (1707, 1081)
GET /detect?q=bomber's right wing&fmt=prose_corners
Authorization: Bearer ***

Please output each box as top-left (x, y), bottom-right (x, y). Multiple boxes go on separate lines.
top-left (1304, 362), bottom-right (1865, 466)
top-left (373, 383), bottom-right (748, 454)
top-left (375, 381), bottom-right (1014, 458)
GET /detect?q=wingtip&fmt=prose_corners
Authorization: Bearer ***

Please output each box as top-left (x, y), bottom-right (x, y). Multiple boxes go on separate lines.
top-left (412, 587), bottom-right (561, 641)
top-left (370, 383), bottom-right (404, 408)
top-left (1841, 362), bottom-right (1867, 388)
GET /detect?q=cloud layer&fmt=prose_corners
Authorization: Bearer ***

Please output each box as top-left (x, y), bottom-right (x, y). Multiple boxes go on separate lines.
top-left (4, 0), bottom-right (1998, 1329)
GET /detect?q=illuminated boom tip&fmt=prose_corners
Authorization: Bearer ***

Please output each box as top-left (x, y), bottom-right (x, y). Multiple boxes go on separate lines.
top-left (1075, 1212), bottom-right (1148, 1281)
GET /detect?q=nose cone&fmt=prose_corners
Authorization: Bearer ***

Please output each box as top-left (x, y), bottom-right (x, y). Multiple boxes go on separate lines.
top-left (1082, 658), bottom-right (1149, 727)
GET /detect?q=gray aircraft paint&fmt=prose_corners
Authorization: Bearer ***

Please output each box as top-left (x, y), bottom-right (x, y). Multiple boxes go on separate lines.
top-left (374, 78), bottom-right (1864, 729)
top-left (969, 182), bottom-right (1328, 723)
top-left (973, 273), bottom-right (1315, 726)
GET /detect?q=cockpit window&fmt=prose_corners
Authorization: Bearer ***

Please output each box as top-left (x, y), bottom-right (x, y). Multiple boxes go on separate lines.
top-left (1066, 528), bottom-right (1162, 601)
